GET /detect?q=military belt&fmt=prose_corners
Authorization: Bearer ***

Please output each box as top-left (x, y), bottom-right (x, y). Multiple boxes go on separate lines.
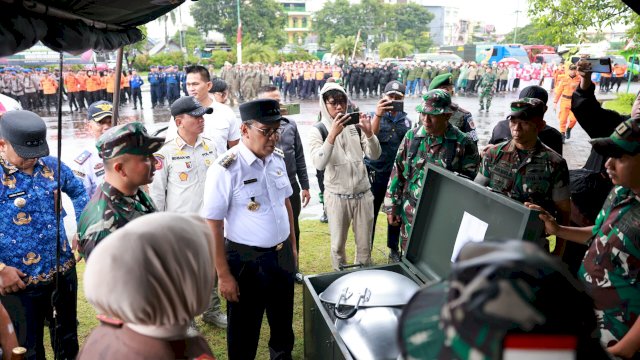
top-left (225, 239), bottom-right (286, 253)
top-left (331, 191), bottom-right (367, 200)
top-left (561, 94), bottom-right (572, 99)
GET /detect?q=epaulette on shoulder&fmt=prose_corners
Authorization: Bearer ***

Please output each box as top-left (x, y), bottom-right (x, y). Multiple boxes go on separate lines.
top-left (218, 152), bottom-right (237, 169)
top-left (74, 150), bottom-right (92, 165)
top-left (273, 147), bottom-right (285, 158)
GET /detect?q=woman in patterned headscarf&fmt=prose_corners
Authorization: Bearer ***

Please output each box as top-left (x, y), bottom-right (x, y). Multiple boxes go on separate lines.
top-left (77, 213), bottom-right (216, 359)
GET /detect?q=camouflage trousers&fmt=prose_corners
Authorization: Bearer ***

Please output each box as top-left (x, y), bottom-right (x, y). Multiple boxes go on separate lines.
top-left (479, 90), bottom-right (493, 110)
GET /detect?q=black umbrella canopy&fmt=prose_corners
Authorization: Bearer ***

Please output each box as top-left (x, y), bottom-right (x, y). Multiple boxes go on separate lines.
top-left (622, 0), bottom-right (640, 15)
top-left (0, 0), bottom-right (186, 56)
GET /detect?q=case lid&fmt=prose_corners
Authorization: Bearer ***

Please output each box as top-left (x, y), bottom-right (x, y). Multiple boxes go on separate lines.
top-left (402, 164), bottom-right (544, 284)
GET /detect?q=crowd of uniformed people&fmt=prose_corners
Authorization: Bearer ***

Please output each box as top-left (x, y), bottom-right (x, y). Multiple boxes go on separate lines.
top-left (0, 54), bottom-right (638, 360)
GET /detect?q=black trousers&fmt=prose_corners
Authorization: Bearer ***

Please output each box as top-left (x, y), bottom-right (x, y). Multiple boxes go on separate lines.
top-left (225, 240), bottom-right (295, 360)
top-left (132, 87), bottom-right (142, 108)
top-left (1, 268), bottom-right (78, 360)
top-left (77, 91), bottom-right (87, 109)
top-left (368, 169), bottom-right (400, 251)
top-left (289, 180), bottom-right (301, 253)
top-left (67, 92), bottom-right (79, 111)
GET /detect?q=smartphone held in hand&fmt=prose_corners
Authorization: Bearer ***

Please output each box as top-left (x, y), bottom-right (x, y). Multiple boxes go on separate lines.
top-left (344, 112), bottom-right (361, 126)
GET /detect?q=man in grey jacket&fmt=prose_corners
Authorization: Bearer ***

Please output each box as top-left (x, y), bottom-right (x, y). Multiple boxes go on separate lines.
top-left (309, 82), bottom-right (381, 271)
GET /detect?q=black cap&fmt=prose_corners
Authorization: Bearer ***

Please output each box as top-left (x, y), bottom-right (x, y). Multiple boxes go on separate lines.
top-left (384, 80), bottom-right (406, 96)
top-left (518, 85), bottom-right (548, 104)
top-left (0, 110), bottom-right (49, 158)
top-left (211, 79), bottom-right (228, 93)
top-left (239, 99), bottom-right (289, 124)
top-left (170, 96), bottom-right (213, 117)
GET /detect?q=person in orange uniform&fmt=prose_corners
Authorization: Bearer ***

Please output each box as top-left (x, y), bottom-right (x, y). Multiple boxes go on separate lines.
top-left (85, 70), bottom-right (101, 105)
top-left (76, 70), bottom-right (88, 110)
top-left (64, 70), bottom-right (80, 112)
top-left (99, 71), bottom-right (107, 101)
top-left (105, 69), bottom-right (116, 101)
top-left (40, 71), bottom-right (58, 114)
top-left (123, 70), bottom-right (131, 104)
top-left (553, 64), bottom-right (581, 142)
top-left (612, 63), bottom-right (627, 93)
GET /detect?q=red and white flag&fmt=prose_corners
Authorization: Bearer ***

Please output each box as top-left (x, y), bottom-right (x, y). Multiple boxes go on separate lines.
top-left (503, 334), bottom-right (577, 360)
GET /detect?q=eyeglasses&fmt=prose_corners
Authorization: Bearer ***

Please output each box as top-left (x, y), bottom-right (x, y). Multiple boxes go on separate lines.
top-left (325, 100), bottom-right (347, 107)
top-left (248, 124), bottom-right (283, 138)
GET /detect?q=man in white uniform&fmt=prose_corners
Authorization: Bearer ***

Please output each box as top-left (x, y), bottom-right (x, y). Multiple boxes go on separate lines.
top-left (71, 101), bottom-right (114, 198)
top-left (167, 66), bottom-right (240, 156)
top-left (201, 99), bottom-right (297, 360)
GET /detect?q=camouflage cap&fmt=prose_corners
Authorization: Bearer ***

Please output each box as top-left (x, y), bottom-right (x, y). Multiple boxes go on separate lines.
top-left (399, 241), bottom-right (601, 360)
top-left (429, 73), bottom-right (454, 91)
top-left (416, 89), bottom-right (454, 115)
top-left (590, 117), bottom-right (640, 158)
top-left (508, 97), bottom-right (545, 121)
top-left (96, 122), bottom-right (165, 159)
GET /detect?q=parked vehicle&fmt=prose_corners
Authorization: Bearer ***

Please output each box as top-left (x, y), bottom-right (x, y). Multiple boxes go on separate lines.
top-left (440, 44), bottom-right (530, 65)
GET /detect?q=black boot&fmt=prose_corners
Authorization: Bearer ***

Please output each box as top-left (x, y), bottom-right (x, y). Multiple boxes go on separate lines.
top-left (566, 127), bottom-right (571, 140)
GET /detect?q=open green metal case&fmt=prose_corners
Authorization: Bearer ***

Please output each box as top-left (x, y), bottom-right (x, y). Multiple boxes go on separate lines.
top-left (303, 164), bottom-right (545, 359)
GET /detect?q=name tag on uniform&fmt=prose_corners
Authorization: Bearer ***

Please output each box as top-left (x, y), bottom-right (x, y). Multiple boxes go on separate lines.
top-left (8, 191), bottom-right (26, 198)
top-left (243, 178), bottom-right (258, 184)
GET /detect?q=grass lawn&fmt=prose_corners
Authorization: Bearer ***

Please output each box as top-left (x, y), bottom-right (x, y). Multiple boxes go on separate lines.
top-left (45, 214), bottom-right (392, 359)
top-left (602, 92), bottom-right (635, 115)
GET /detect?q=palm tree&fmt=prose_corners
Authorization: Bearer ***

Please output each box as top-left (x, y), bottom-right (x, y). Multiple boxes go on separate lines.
top-left (331, 35), bottom-right (361, 59)
top-left (243, 43), bottom-right (276, 63)
top-left (379, 41), bottom-right (413, 59)
top-left (159, 9), bottom-right (177, 47)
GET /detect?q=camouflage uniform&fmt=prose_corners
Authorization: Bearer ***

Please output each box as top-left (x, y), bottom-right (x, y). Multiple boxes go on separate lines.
top-left (579, 118), bottom-right (640, 347)
top-left (384, 90), bottom-right (480, 248)
top-left (448, 104), bottom-right (478, 142)
top-left (475, 139), bottom-right (570, 215)
top-left (477, 70), bottom-right (497, 110)
top-left (76, 122), bottom-right (164, 258)
top-left (399, 241), bottom-right (607, 360)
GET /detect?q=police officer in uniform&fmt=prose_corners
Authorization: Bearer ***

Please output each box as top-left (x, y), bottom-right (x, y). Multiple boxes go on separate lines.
top-left (71, 101), bottom-right (114, 198)
top-left (429, 73), bottom-right (479, 142)
top-left (148, 66), bottom-right (160, 108)
top-left (149, 96), bottom-right (227, 329)
top-left (202, 99), bottom-right (297, 360)
top-left (0, 110), bottom-right (88, 359)
top-left (158, 66), bottom-right (167, 106)
top-left (77, 122), bottom-right (164, 259)
top-left (165, 66), bottom-right (180, 105)
top-left (368, 81), bottom-right (411, 262)
top-left (129, 69), bottom-right (144, 110)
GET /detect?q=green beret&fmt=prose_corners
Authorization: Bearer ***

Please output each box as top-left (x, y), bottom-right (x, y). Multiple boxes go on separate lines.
top-left (428, 73), bottom-right (453, 91)
top-left (96, 122), bottom-right (165, 159)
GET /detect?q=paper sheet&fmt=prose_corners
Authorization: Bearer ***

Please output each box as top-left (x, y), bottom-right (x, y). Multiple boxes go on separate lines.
top-left (451, 212), bottom-right (489, 262)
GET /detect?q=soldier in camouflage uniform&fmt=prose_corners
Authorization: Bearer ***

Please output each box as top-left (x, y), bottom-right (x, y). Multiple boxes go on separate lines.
top-left (475, 98), bottom-right (571, 255)
top-left (477, 66), bottom-right (497, 111)
top-left (399, 241), bottom-right (608, 360)
top-left (530, 117), bottom-right (640, 358)
top-left (384, 89), bottom-right (480, 248)
top-left (77, 122), bottom-right (165, 259)
top-left (429, 73), bottom-right (478, 142)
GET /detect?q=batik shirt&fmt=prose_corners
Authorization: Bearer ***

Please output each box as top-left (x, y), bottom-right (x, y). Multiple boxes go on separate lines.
top-left (384, 123), bottom-right (480, 247)
top-left (77, 182), bottom-right (156, 258)
top-left (0, 156), bottom-right (88, 286)
top-left (579, 186), bottom-right (640, 346)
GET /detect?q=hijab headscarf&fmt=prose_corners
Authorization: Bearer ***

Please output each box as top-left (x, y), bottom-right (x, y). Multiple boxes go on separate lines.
top-left (83, 213), bottom-right (215, 340)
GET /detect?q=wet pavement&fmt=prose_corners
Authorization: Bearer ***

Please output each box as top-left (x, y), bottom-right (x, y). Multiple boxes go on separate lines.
top-left (40, 81), bottom-right (639, 227)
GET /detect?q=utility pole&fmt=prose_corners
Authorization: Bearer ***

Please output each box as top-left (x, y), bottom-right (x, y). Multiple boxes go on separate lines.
top-left (236, 0), bottom-right (242, 64)
top-left (513, 10), bottom-right (521, 44)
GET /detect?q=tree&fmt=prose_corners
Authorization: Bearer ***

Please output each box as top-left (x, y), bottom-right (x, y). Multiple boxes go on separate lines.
top-left (501, 23), bottom-right (578, 46)
top-left (331, 35), bottom-right (361, 59)
top-left (172, 26), bottom-right (205, 55)
top-left (312, 0), bottom-right (360, 49)
top-left (379, 41), bottom-right (413, 59)
top-left (191, 0), bottom-right (286, 49)
top-left (159, 10), bottom-right (177, 46)
top-left (243, 43), bottom-right (276, 63)
top-left (526, 0), bottom-right (636, 44)
top-left (385, 3), bottom-right (433, 51)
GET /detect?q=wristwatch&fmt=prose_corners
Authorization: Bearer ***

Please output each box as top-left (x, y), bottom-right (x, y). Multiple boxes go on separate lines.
top-left (0, 262), bottom-right (6, 272)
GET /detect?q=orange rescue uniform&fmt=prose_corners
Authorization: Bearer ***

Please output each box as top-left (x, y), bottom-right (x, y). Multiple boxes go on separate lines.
top-left (64, 74), bottom-right (79, 93)
top-left (41, 77), bottom-right (58, 95)
top-left (553, 74), bottom-right (581, 133)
